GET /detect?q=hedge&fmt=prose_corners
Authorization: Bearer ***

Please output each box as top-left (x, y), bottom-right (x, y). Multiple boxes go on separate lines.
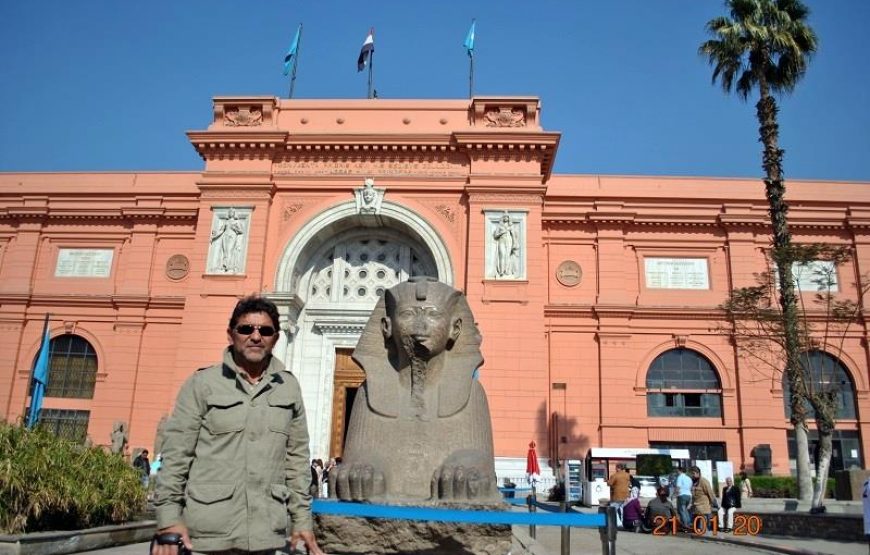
top-left (738, 475), bottom-right (835, 499)
top-left (0, 422), bottom-right (146, 534)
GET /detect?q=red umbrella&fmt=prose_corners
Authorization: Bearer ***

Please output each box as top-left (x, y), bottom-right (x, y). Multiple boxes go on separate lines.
top-left (526, 440), bottom-right (541, 477)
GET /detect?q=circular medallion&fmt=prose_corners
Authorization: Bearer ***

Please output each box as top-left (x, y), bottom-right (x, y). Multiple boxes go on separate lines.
top-left (165, 254), bottom-right (190, 280)
top-left (556, 260), bottom-right (582, 287)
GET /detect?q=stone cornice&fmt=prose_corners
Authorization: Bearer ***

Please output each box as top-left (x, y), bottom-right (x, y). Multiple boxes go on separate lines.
top-left (188, 131), bottom-right (288, 160)
top-left (0, 208), bottom-right (198, 222)
top-left (545, 304), bottom-right (728, 321)
top-left (0, 294), bottom-right (187, 310)
top-left (454, 131), bottom-right (560, 179)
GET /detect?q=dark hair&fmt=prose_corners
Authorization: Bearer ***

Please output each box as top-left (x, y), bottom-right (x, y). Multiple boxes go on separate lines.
top-left (229, 295), bottom-right (280, 331)
top-left (689, 466), bottom-right (701, 474)
top-left (656, 486), bottom-right (669, 498)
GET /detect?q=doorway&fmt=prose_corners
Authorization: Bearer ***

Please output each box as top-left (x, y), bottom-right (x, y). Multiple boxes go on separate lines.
top-left (329, 348), bottom-right (365, 459)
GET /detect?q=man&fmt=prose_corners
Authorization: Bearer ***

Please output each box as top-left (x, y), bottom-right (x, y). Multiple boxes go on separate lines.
top-left (673, 467), bottom-right (693, 531)
top-left (689, 466), bottom-right (717, 530)
top-left (152, 296), bottom-right (323, 555)
top-left (717, 476), bottom-right (742, 532)
top-left (607, 463), bottom-right (631, 503)
top-left (133, 449), bottom-right (151, 488)
top-left (645, 486), bottom-right (678, 533)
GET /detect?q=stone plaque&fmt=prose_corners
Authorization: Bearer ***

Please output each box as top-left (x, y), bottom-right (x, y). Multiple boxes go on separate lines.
top-left (55, 248), bottom-right (114, 278)
top-left (556, 260), bottom-right (582, 287)
top-left (644, 257), bottom-right (709, 290)
top-left (165, 254), bottom-right (190, 280)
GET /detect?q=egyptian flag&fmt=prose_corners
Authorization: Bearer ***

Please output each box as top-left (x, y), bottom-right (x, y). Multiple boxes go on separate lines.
top-left (357, 28), bottom-right (374, 71)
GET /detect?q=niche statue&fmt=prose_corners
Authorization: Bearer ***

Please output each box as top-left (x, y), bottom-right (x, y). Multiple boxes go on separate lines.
top-left (333, 277), bottom-right (499, 503)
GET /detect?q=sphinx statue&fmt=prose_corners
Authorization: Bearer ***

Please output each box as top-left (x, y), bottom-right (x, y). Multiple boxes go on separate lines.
top-left (332, 277), bottom-right (499, 503)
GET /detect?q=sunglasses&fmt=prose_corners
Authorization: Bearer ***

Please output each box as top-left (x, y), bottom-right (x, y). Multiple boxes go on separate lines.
top-left (234, 324), bottom-right (278, 337)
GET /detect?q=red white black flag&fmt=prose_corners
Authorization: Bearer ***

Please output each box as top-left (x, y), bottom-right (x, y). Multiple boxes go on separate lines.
top-left (357, 28), bottom-right (374, 72)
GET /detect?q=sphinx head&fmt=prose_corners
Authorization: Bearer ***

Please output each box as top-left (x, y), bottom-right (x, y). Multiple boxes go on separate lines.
top-left (381, 277), bottom-right (462, 362)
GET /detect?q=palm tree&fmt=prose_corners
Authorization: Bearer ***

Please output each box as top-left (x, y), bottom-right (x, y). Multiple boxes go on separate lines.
top-left (700, 0), bottom-right (817, 501)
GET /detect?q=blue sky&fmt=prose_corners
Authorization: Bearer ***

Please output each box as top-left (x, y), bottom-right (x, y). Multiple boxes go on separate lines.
top-left (1, 0), bottom-right (867, 180)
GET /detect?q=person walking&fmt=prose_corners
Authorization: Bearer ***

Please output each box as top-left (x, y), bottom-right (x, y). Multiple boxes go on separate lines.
top-left (739, 471), bottom-right (753, 500)
top-left (133, 449), bottom-right (151, 488)
top-left (689, 466), bottom-right (717, 531)
top-left (151, 295), bottom-right (324, 555)
top-left (674, 467), bottom-right (693, 531)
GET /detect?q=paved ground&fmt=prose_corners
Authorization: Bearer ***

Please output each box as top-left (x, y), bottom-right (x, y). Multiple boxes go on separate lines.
top-left (78, 529), bottom-right (870, 555)
top-left (77, 498), bottom-right (870, 555)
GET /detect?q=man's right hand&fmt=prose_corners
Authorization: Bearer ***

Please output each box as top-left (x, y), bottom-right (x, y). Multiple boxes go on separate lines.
top-left (150, 525), bottom-right (192, 555)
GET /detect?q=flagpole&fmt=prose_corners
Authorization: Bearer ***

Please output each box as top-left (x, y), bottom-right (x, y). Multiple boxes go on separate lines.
top-left (368, 51), bottom-right (374, 99)
top-left (289, 24), bottom-right (302, 99)
top-left (24, 313), bottom-right (50, 428)
top-left (469, 52), bottom-right (474, 98)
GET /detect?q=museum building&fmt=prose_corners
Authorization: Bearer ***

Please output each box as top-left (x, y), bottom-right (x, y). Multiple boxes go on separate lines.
top-left (2, 95), bottom-right (869, 478)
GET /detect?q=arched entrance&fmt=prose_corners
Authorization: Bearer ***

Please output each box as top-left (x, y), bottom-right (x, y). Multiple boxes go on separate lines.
top-left (272, 200), bottom-right (452, 460)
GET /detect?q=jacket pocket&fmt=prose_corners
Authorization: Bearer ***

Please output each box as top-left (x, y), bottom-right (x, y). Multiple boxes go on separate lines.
top-left (266, 391), bottom-right (294, 436)
top-left (205, 395), bottom-right (245, 434)
top-left (185, 483), bottom-right (236, 536)
top-left (269, 484), bottom-right (290, 533)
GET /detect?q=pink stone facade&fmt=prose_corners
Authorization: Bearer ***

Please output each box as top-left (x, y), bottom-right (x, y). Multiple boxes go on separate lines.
top-left (1, 96), bottom-right (868, 477)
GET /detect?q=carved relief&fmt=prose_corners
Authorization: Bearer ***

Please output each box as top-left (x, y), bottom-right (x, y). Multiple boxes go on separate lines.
top-left (206, 207), bottom-right (252, 275)
top-left (282, 202), bottom-right (304, 221)
top-left (484, 106), bottom-right (526, 128)
top-left (354, 177), bottom-right (385, 215)
top-left (434, 204), bottom-right (456, 223)
top-left (485, 210), bottom-right (526, 280)
top-left (224, 106), bottom-right (263, 127)
top-left (165, 254), bottom-right (190, 280)
top-left (555, 260), bottom-right (582, 287)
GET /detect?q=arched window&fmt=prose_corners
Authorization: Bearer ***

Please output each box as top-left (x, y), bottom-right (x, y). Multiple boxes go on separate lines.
top-left (43, 335), bottom-right (98, 399)
top-left (646, 348), bottom-right (722, 417)
top-left (783, 351), bottom-right (857, 420)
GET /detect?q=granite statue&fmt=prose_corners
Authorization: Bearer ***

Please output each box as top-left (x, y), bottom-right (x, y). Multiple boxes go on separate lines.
top-left (332, 277), bottom-right (499, 503)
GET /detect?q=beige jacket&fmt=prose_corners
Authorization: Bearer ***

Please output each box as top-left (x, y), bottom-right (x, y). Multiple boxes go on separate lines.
top-left (154, 348), bottom-right (313, 552)
top-left (691, 476), bottom-right (717, 516)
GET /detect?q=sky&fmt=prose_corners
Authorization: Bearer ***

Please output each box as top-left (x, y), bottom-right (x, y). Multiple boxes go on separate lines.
top-left (1, 0), bottom-right (868, 181)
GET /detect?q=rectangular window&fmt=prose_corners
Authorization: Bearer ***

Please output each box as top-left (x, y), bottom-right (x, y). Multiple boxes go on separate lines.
top-left (647, 392), bottom-right (722, 417)
top-left (644, 258), bottom-right (709, 290)
top-left (33, 409), bottom-right (90, 443)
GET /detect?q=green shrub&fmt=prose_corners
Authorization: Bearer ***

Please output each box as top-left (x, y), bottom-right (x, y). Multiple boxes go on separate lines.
top-left (0, 422), bottom-right (146, 534)
top-left (738, 475), bottom-right (835, 499)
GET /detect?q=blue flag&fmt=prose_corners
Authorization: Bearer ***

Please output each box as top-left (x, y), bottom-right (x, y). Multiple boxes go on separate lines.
top-left (283, 24), bottom-right (302, 76)
top-left (26, 314), bottom-right (51, 429)
top-left (463, 20), bottom-right (476, 58)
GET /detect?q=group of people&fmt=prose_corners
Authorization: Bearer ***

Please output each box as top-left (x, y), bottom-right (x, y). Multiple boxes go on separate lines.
top-left (611, 464), bottom-right (754, 534)
top-left (309, 457), bottom-right (338, 498)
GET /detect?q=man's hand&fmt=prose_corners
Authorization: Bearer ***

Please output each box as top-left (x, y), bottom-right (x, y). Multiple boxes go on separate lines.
top-left (289, 529), bottom-right (325, 555)
top-left (150, 524), bottom-right (192, 555)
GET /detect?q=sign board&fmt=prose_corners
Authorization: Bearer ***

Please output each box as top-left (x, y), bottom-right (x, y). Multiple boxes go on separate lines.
top-left (55, 248), bottom-right (114, 278)
top-left (644, 258), bottom-right (709, 290)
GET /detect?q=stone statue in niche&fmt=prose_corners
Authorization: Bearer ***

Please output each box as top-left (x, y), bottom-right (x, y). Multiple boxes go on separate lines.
top-left (110, 420), bottom-right (128, 455)
top-left (209, 207), bottom-right (245, 273)
top-left (332, 277), bottom-right (499, 503)
top-left (492, 211), bottom-right (519, 278)
top-left (354, 177), bottom-right (385, 215)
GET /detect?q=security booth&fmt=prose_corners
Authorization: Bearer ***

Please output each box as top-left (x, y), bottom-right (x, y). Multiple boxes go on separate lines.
top-left (582, 447), bottom-right (691, 505)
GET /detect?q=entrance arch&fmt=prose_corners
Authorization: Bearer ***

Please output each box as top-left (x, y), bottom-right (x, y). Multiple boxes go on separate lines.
top-left (272, 200), bottom-right (453, 460)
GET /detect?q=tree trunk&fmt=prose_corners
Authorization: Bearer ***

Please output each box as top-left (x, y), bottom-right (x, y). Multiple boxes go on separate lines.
top-left (810, 392), bottom-right (838, 509)
top-left (756, 78), bottom-right (813, 502)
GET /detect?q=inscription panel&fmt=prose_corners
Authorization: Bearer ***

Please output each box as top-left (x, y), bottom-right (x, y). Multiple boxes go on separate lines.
top-left (274, 155), bottom-right (467, 177)
top-left (644, 257), bottom-right (709, 290)
top-left (55, 248), bottom-right (114, 278)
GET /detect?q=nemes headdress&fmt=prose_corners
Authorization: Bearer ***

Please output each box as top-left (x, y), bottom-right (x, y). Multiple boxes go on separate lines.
top-left (353, 277), bottom-right (483, 418)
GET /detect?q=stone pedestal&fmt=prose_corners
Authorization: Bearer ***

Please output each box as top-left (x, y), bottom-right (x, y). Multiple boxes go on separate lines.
top-left (314, 504), bottom-right (512, 555)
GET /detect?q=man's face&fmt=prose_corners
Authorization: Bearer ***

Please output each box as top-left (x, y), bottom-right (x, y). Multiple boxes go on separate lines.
top-left (690, 470), bottom-right (700, 482)
top-left (383, 301), bottom-right (459, 361)
top-left (228, 311), bottom-right (278, 370)
top-left (726, 477), bottom-right (733, 487)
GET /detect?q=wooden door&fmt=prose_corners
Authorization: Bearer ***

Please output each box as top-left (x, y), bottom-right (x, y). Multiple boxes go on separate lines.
top-left (329, 348), bottom-right (365, 459)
